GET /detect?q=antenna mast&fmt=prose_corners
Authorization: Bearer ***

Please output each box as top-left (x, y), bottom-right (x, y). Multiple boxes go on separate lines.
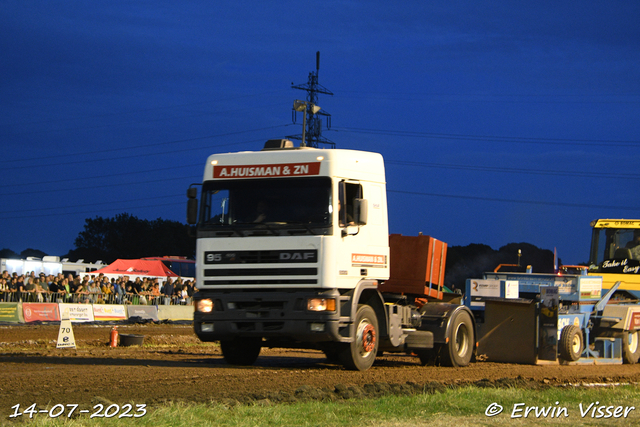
top-left (289, 51), bottom-right (335, 148)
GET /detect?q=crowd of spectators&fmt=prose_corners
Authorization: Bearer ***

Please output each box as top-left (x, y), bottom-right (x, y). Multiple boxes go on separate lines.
top-left (0, 271), bottom-right (196, 305)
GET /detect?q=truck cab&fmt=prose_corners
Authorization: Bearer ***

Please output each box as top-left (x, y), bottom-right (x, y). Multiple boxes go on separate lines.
top-left (188, 141), bottom-right (391, 369)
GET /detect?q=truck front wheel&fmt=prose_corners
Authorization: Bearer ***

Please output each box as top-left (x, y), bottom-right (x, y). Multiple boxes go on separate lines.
top-left (220, 338), bottom-right (262, 366)
top-left (623, 331), bottom-right (640, 364)
top-left (441, 309), bottom-right (474, 367)
top-left (340, 304), bottom-right (379, 371)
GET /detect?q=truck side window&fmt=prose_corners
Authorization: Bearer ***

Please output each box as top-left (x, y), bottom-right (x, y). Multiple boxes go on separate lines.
top-left (339, 181), bottom-right (362, 227)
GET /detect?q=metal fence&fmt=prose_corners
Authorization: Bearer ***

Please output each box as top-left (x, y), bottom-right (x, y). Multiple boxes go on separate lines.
top-left (0, 291), bottom-right (191, 306)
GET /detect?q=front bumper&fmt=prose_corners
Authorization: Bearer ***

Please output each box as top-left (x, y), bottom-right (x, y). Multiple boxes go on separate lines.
top-left (193, 288), bottom-right (346, 344)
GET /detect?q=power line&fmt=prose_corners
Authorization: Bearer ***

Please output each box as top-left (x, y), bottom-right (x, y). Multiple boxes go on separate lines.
top-left (333, 126), bottom-right (640, 147)
top-left (0, 126), bottom-right (293, 168)
top-left (388, 189), bottom-right (640, 212)
top-left (4, 187), bottom-right (638, 222)
top-left (5, 90), bottom-right (290, 130)
top-left (6, 101), bottom-right (288, 138)
top-left (0, 164), bottom-right (201, 190)
top-left (0, 201), bottom-right (184, 220)
top-left (3, 159), bottom-right (638, 219)
top-left (386, 160), bottom-right (640, 180)
top-left (4, 129), bottom-right (635, 194)
top-left (0, 175), bottom-right (197, 197)
top-left (0, 193), bottom-right (184, 215)
top-left (335, 90), bottom-right (640, 104)
top-left (3, 122), bottom-right (637, 221)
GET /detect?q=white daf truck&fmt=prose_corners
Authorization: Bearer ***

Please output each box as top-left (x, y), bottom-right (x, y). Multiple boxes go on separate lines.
top-left (187, 139), bottom-right (475, 370)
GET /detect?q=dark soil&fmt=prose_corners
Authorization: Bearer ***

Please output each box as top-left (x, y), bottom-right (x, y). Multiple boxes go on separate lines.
top-left (2, 323), bottom-right (640, 418)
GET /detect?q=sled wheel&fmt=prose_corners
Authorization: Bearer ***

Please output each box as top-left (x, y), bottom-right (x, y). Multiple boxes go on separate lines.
top-left (559, 325), bottom-right (583, 361)
top-left (623, 330), bottom-right (640, 364)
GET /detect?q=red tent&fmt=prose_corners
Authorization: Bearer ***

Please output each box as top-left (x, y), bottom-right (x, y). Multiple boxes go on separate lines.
top-left (89, 259), bottom-right (179, 278)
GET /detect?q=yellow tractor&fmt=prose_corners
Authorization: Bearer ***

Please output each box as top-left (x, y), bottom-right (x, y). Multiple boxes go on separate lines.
top-left (588, 219), bottom-right (640, 293)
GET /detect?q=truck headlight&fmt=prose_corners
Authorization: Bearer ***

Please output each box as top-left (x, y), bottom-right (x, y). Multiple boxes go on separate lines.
top-left (196, 299), bottom-right (214, 313)
top-left (307, 298), bottom-right (336, 312)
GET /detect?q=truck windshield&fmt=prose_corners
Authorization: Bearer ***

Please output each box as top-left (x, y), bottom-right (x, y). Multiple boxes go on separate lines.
top-left (589, 227), bottom-right (640, 274)
top-left (199, 177), bottom-right (332, 233)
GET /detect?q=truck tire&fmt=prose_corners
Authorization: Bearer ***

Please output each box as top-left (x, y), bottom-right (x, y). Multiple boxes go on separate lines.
top-left (623, 331), bottom-right (640, 364)
top-left (559, 325), bottom-right (583, 361)
top-left (440, 309), bottom-right (474, 367)
top-left (220, 338), bottom-right (262, 366)
top-left (339, 304), bottom-right (379, 371)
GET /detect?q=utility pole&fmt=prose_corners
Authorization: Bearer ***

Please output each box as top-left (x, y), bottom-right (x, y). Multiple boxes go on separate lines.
top-left (288, 51), bottom-right (335, 148)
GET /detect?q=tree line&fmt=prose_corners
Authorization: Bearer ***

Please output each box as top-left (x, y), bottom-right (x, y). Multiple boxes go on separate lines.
top-left (1, 213), bottom-right (195, 264)
top-left (445, 242), bottom-right (557, 290)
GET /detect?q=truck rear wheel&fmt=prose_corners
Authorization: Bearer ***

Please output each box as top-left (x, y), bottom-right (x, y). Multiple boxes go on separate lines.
top-left (220, 338), bottom-right (262, 366)
top-left (340, 304), bottom-right (378, 371)
top-left (559, 325), bottom-right (583, 361)
top-left (440, 309), bottom-right (474, 367)
top-left (623, 331), bottom-right (640, 364)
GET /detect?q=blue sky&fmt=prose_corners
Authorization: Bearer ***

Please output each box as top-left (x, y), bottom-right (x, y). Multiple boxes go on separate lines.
top-left (2, 1), bottom-right (639, 265)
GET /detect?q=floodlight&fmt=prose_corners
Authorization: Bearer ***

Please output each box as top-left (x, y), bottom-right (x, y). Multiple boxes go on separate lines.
top-left (292, 100), bottom-right (321, 147)
top-left (293, 100), bottom-right (306, 112)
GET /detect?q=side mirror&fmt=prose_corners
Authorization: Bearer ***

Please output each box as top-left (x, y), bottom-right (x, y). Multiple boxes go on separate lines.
top-left (186, 187), bottom-right (198, 225)
top-left (354, 198), bottom-right (368, 225)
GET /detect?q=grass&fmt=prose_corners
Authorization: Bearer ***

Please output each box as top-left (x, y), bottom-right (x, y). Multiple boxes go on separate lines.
top-left (15, 384), bottom-right (640, 427)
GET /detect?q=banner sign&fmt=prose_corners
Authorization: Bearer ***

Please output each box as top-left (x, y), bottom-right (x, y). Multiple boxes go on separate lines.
top-left (58, 303), bottom-right (95, 323)
top-left (158, 305), bottom-right (194, 321)
top-left (23, 303), bottom-right (60, 322)
top-left (469, 279), bottom-right (501, 298)
top-left (0, 303), bottom-right (21, 323)
top-left (93, 304), bottom-right (127, 321)
top-left (213, 162), bottom-right (321, 179)
top-left (578, 277), bottom-right (602, 300)
top-left (126, 305), bottom-right (159, 322)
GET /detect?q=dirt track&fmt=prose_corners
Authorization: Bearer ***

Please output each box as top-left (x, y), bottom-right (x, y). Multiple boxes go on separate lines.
top-left (2, 323), bottom-right (640, 418)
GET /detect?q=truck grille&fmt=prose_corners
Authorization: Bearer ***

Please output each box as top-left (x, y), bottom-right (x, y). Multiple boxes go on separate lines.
top-left (203, 249), bottom-right (318, 286)
top-left (204, 250), bottom-right (318, 264)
